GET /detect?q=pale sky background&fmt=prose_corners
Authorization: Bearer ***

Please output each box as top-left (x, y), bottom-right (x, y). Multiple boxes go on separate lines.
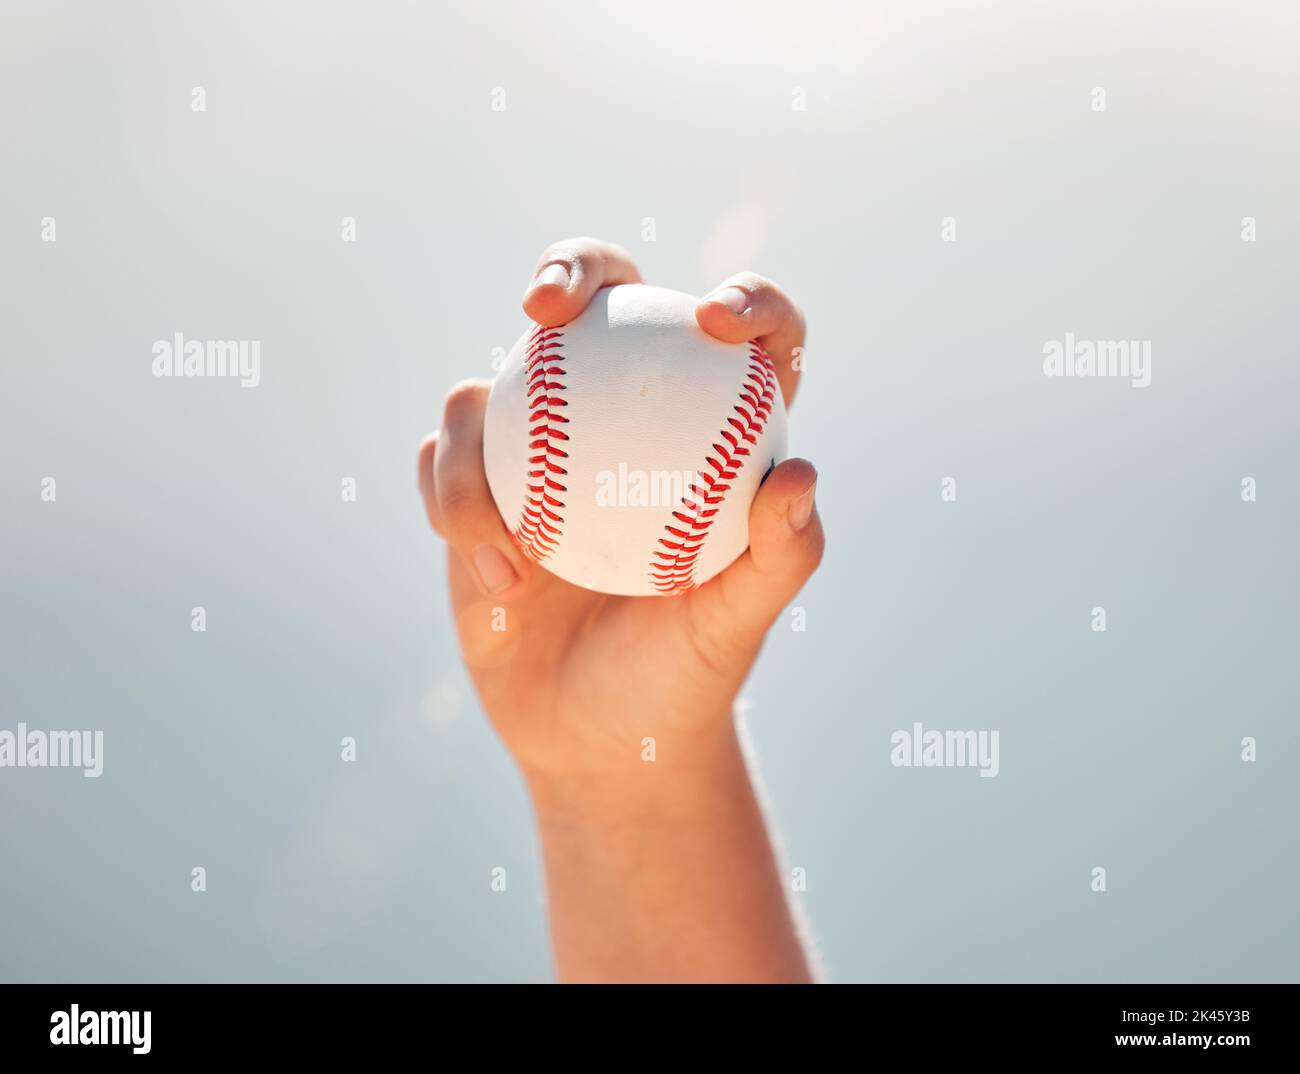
top-left (1, 0), bottom-right (1296, 981)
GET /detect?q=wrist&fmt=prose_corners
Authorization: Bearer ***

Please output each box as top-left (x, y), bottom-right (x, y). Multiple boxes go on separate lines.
top-left (519, 706), bottom-right (814, 983)
top-left (522, 708), bottom-right (748, 830)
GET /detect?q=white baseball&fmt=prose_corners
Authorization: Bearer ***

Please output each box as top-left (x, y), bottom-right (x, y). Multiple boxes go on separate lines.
top-left (483, 284), bottom-right (789, 597)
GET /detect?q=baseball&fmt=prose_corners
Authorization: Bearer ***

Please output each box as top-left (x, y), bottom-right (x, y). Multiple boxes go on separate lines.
top-left (483, 284), bottom-right (789, 597)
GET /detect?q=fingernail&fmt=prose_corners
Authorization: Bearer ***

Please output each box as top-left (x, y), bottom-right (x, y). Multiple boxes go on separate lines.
top-left (473, 544), bottom-right (518, 595)
top-left (788, 482), bottom-right (817, 532)
top-left (706, 286), bottom-right (749, 315)
top-left (534, 262), bottom-right (570, 290)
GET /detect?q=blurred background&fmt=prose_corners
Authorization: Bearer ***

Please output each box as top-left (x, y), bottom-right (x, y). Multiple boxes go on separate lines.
top-left (1, 0), bottom-right (1296, 981)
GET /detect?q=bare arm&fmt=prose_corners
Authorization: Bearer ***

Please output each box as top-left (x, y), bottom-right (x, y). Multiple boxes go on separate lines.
top-left (419, 237), bottom-right (823, 982)
top-left (527, 718), bottom-right (812, 983)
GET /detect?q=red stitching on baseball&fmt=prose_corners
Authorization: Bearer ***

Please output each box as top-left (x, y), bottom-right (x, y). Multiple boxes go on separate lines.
top-left (512, 325), bottom-right (568, 563)
top-left (649, 342), bottom-right (779, 594)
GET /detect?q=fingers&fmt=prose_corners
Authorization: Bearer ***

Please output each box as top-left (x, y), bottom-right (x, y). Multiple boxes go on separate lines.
top-left (522, 237), bottom-right (642, 327)
top-left (699, 458), bottom-right (823, 642)
top-left (427, 379), bottom-right (532, 599)
top-left (696, 273), bottom-right (807, 408)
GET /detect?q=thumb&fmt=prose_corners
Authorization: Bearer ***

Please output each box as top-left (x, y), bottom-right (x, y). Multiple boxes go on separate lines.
top-left (701, 458), bottom-right (823, 640)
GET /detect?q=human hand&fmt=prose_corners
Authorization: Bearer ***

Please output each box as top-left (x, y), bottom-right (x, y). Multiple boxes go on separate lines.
top-left (417, 237), bottom-right (823, 788)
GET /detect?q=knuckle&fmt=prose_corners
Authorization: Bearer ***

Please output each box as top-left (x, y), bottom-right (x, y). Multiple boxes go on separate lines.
top-left (599, 240), bottom-right (632, 264)
top-left (437, 480), bottom-right (483, 521)
top-left (748, 279), bottom-right (805, 337)
top-left (541, 238), bottom-right (595, 266)
top-left (785, 300), bottom-right (808, 342)
top-left (423, 501), bottom-right (446, 538)
top-left (730, 270), bottom-right (773, 293)
top-left (442, 379), bottom-right (487, 423)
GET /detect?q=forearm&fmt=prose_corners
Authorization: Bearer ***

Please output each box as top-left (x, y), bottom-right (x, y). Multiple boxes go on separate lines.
top-left (524, 716), bottom-right (813, 984)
